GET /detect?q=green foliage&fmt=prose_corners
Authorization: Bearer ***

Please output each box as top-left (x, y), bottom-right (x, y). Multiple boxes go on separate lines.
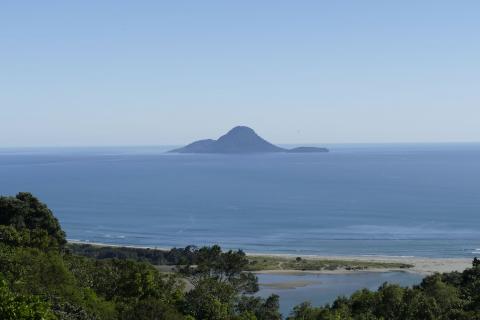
top-left (183, 277), bottom-right (236, 319)
top-left (0, 279), bottom-right (56, 320)
top-left (118, 297), bottom-right (185, 320)
top-left (91, 258), bottom-right (184, 303)
top-left (180, 245), bottom-right (282, 320)
top-left (0, 243), bottom-right (117, 319)
top-left (67, 243), bottom-right (198, 266)
top-left (181, 245), bottom-right (259, 294)
top-left (236, 295), bottom-right (282, 320)
top-left (0, 193), bottom-right (66, 247)
top-left (0, 225), bottom-right (59, 250)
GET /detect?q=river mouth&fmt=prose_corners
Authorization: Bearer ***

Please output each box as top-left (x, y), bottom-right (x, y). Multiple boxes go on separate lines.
top-left (256, 271), bottom-right (423, 316)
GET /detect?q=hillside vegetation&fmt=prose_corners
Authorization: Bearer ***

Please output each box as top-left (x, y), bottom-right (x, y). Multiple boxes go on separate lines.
top-left (67, 244), bottom-right (412, 272)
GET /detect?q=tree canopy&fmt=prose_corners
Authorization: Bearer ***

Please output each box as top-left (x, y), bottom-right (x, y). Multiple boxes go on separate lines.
top-left (0, 192), bottom-right (66, 247)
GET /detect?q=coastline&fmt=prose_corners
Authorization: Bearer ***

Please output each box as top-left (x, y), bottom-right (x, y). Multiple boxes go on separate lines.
top-left (248, 252), bottom-right (472, 275)
top-left (68, 239), bottom-right (473, 275)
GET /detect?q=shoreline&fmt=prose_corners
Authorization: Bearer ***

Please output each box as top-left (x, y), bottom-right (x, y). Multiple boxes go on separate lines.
top-left (248, 253), bottom-right (472, 275)
top-left (67, 240), bottom-right (473, 275)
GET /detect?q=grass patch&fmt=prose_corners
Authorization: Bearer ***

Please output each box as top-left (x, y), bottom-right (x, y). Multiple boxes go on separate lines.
top-left (245, 256), bottom-right (413, 271)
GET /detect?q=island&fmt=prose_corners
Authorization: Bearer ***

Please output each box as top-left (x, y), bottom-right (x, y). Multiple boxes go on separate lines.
top-left (169, 126), bottom-right (329, 154)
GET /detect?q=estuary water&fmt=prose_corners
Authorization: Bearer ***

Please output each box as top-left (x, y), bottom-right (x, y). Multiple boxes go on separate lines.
top-left (0, 143), bottom-right (479, 258)
top-left (256, 272), bottom-right (424, 316)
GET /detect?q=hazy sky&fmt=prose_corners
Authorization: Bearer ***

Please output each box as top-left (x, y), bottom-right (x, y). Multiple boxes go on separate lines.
top-left (1, 1), bottom-right (479, 147)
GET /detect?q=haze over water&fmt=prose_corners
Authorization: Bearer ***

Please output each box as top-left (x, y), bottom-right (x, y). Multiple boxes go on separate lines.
top-left (1, 143), bottom-right (479, 258)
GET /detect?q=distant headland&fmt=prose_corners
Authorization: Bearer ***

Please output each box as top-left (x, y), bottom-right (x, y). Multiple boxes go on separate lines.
top-left (168, 126), bottom-right (329, 154)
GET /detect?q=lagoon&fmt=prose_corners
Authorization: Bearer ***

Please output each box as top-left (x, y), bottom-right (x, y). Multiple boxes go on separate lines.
top-left (256, 271), bottom-right (424, 316)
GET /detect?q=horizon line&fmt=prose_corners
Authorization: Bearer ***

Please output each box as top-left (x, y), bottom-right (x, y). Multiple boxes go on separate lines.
top-left (1, 140), bottom-right (480, 149)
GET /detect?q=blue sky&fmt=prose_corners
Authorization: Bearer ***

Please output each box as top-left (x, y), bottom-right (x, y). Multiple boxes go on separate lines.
top-left (1, 1), bottom-right (479, 146)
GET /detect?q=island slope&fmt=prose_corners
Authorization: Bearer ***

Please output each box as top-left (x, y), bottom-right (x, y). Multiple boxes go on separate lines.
top-left (169, 126), bottom-right (329, 154)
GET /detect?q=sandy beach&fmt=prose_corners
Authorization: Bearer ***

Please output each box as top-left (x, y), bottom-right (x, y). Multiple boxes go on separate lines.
top-left (249, 253), bottom-right (472, 275)
top-left (69, 240), bottom-right (473, 275)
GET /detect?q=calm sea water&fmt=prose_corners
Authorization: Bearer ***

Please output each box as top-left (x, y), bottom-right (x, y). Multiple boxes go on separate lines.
top-left (1, 143), bottom-right (479, 258)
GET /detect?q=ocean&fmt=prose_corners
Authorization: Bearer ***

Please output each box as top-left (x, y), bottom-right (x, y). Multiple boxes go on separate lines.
top-left (1, 143), bottom-right (479, 258)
